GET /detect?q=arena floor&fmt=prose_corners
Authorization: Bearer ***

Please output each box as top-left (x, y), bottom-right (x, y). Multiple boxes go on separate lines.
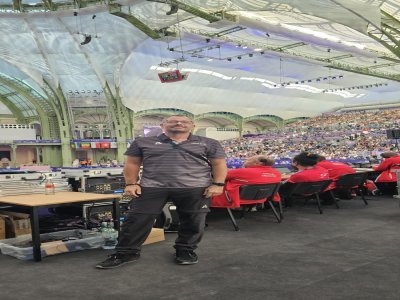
top-left (0, 195), bottom-right (399, 300)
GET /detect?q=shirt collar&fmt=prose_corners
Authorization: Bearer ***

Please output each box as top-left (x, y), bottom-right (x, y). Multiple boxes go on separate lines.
top-left (158, 133), bottom-right (196, 142)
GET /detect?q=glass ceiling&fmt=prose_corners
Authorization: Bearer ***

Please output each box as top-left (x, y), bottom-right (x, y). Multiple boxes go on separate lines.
top-left (0, 0), bottom-right (399, 119)
top-left (0, 79), bottom-right (38, 117)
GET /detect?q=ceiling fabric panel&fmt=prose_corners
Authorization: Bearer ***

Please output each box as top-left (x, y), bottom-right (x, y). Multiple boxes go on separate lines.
top-left (0, 1), bottom-right (399, 120)
top-left (175, 0), bottom-right (380, 33)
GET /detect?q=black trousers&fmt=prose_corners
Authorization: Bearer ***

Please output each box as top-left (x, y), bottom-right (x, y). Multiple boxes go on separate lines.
top-left (116, 187), bottom-right (210, 254)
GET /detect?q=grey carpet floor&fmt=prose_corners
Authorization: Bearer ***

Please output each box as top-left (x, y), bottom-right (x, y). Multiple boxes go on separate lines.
top-left (0, 196), bottom-right (399, 300)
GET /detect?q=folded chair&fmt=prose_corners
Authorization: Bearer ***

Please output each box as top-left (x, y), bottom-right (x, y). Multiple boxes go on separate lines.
top-left (281, 180), bottom-right (333, 214)
top-left (226, 182), bottom-right (281, 231)
top-left (331, 172), bottom-right (369, 205)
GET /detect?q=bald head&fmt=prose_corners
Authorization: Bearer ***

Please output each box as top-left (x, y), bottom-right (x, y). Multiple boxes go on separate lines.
top-left (244, 155), bottom-right (275, 168)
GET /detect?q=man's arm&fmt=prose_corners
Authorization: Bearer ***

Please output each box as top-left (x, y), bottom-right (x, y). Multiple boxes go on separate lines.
top-left (124, 156), bottom-right (143, 184)
top-left (210, 158), bottom-right (228, 184)
top-left (204, 158), bottom-right (227, 198)
top-left (124, 156), bottom-right (143, 197)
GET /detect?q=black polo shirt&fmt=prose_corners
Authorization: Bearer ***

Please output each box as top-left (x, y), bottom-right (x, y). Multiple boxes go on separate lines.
top-left (124, 134), bottom-right (226, 188)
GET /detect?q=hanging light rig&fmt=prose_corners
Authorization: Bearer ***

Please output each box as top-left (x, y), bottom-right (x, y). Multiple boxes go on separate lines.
top-left (158, 3), bottom-right (188, 83)
top-left (73, 7), bottom-right (98, 46)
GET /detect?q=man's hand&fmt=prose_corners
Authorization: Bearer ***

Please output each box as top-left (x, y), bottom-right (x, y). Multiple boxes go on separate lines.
top-left (203, 185), bottom-right (224, 198)
top-left (124, 185), bottom-right (142, 198)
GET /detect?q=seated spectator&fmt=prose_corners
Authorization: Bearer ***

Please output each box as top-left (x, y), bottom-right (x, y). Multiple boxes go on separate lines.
top-left (316, 155), bottom-right (356, 194)
top-left (279, 152), bottom-right (330, 199)
top-left (317, 155), bottom-right (378, 198)
top-left (373, 151), bottom-right (400, 195)
top-left (286, 152), bottom-right (330, 184)
top-left (316, 155), bottom-right (356, 182)
top-left (211, 155), bottom-right (281, 208)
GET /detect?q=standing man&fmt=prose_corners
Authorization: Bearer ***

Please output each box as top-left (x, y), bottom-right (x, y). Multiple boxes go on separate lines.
top-left (96, 115), bottom-right (227, 269)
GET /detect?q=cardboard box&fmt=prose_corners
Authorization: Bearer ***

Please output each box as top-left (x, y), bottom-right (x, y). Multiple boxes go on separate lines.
top-left (0, 211), bottom-right (31, 238)
top-left (0, 217), bottom-right (5, 240)
top-left (143, 228), bottom-right (165, 245)
top-left (0, 229), bottom-right (103, 260)
top-left (41, 240), bottom-right (69, 255)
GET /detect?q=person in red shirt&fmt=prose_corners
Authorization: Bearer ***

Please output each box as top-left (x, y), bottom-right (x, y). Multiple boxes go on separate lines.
top-left (373, 152), bottom-right (400, 195)
top-left (286, 152), bottom-right (330, 184)
top-left (279, 152), bottom-right (330, 200)
top-left (316, 155), bottom-right (377, 197)
top-left (211, 155), bottom-right (281, 208)
top-left (316, 156), bottom-right (356, 182)
top-left (316, 155), bottom-right (355, 191)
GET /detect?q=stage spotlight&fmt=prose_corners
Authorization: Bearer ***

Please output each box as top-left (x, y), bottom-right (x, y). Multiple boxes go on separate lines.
top-left (80, 34), bottom-right (92, 45)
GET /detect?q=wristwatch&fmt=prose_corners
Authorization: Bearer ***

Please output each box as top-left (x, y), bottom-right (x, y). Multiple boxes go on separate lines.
top-left (126, 183), bottom-right (141, 187)
top-left (211, 182), bottom-right (225, 186)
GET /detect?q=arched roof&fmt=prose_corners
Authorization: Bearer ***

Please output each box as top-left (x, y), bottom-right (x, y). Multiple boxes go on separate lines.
top-left (0, 1), bottom-right (399, 120)
top-left (0, 73), bottom-right (44, 119)
top-left (195, 112), bottom-right (242, 126)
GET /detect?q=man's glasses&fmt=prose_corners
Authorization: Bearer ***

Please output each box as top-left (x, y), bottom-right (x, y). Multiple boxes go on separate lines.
top-left (165, 120), bottom-right (193, 124)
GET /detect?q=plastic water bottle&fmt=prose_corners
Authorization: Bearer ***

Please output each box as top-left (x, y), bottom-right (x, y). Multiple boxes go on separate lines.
top-left (101, 221), bottom-right (118, 249)
top-left (45, 179), bottom-right (55, 195)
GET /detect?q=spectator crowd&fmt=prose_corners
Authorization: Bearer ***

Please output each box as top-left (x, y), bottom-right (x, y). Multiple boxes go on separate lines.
top-left (222, 109), bottom-right (400, 168)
